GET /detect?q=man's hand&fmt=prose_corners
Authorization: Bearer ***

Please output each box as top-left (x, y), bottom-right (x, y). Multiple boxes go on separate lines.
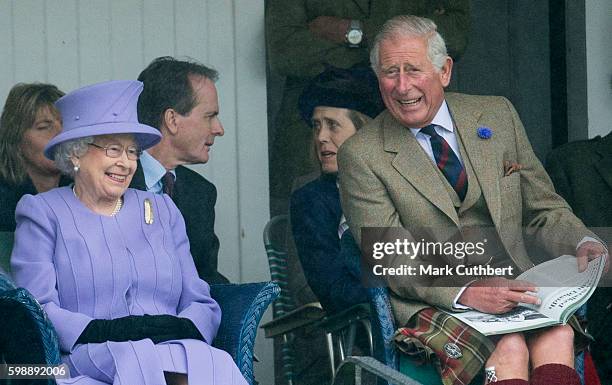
top-left (308, 16), bottom-right (351, 44)
top-left (458, 278), bottom-right (540, 314)
top-left (576, 240), bottom-right (609, 273)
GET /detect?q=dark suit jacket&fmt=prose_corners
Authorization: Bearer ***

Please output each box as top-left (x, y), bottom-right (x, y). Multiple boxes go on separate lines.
top-left (546, 132), bottom-right (612, 379)
top-left (546, 132), bottom-right (612, 228)
top-left (130, 163), bottom-right (228, 284)
top-left (290, 173), bottom-right (367, 313)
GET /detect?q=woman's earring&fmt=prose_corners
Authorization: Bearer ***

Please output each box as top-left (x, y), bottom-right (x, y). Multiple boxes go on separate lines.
top-left (73, 164), bottom-right (80, 173)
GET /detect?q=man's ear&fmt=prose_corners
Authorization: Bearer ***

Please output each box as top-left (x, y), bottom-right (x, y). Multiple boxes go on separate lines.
top-left (163, 108), bottom-right (180, 135)
top-left (440, 56), bottom-right (453, 88)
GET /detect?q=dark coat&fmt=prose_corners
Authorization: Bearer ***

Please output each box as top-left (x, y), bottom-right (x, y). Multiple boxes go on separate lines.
top-left (0, 175), bottom-right (71, 232)
top-left (290, 173), bottom-right (367, 313)
top-left (130, 163), bottom-right (228, 284)
top-left (546, 132), bottom-right (612, 380)
top-left (546, 132), bottom-right (612, 228)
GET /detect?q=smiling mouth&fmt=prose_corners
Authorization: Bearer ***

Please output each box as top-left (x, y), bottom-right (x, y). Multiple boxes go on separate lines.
top-left (106, 172), bottom-right (127, 183)
top-left (398, 97), bottom-right (422, 105)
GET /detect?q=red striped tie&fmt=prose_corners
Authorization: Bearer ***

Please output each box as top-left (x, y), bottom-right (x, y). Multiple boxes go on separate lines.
top-left (420, 124), bottom-right (468, 200)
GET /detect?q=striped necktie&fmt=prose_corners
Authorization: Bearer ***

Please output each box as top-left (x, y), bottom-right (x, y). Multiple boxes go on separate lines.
top-left (420, 124), bottom-right (468, 200)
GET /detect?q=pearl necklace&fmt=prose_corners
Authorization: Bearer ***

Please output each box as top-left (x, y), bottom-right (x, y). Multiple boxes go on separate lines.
top-left (73, 186), bottom-right (123, 217)
top-left (110, 196), bottom-right (123, 216)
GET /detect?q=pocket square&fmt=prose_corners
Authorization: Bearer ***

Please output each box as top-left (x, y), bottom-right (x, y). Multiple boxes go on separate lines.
top-left (503, 160), bottom-right (523, 176)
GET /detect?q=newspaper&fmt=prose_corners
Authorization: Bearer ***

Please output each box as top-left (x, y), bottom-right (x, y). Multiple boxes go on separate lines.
top-left (446, 255), bottom-right (606, 335)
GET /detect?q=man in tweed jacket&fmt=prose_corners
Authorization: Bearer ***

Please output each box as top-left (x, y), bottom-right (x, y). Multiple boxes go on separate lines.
top-left (338, 15), bottom-right (607, 385)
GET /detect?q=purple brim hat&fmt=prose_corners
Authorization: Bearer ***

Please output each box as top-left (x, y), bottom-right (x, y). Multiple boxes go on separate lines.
top-left (44, 80), bottom-right (162, 160)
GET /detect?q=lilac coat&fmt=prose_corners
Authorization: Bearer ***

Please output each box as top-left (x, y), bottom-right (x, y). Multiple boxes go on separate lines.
top-left (11, 187), bottom-right (247, 385)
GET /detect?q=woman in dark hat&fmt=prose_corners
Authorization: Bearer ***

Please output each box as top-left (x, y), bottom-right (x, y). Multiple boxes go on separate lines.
top-left (11, 80), bottom-right (246, 385)
top-left (290, 65), bottom-right (384, 313)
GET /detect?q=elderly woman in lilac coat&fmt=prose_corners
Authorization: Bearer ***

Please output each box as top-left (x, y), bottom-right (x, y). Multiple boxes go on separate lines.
top-left (10, 80), bottom-right (247, 385)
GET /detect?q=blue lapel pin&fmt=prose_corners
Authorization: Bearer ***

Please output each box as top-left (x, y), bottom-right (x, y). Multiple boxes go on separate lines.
top-left (477, 126), bottom-right (492, 139)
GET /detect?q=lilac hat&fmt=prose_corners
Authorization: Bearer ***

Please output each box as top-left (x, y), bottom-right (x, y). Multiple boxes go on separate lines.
top-left (44, 80), bottom-right (162, 159)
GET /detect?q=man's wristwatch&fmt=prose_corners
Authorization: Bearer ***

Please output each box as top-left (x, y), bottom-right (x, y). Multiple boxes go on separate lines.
top-left (345, 20), bottom-right (363, 48)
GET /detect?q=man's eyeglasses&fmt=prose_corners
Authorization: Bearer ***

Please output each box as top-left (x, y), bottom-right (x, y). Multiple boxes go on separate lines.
top-left (88, 143), bottom-right (142, 160)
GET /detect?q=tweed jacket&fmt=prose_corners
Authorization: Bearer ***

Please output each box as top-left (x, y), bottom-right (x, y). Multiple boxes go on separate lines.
top-left (131, 163), bottom-right (228, 284)
top-left (337, 92), bottom-right (594, 325)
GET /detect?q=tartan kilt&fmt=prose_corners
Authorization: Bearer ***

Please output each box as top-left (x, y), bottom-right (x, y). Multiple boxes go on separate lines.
top-left (394, 307), bottom-right (591, 385)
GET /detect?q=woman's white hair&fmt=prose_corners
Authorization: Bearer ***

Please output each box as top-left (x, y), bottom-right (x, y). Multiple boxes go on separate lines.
top-left (53, 136), bottom-right (94, 177)
top-left (370, 15), bottom-right (448, 75)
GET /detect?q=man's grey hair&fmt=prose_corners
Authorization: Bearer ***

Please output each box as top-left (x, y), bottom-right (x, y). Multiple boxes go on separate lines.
top-left (370, 15), bottom-right (448, 75)
top-left (53, 136), bottom-right (94, 177)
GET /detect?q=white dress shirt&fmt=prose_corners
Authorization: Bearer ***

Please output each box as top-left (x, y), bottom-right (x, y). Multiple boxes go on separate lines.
top-left (408, 100), bottom-right (464, 166)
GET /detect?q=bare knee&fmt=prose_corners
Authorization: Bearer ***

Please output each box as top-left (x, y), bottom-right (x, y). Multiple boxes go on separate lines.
top-left (486, 333), bottom-right (529, 380)
top-left (545, 324), bottom-right (574, 344)
top-left (529, 324), bottom-right (574, 349)
top-left (492, 333), bottom-right (529, 361)
top-left (528, 325), bottom-right (574, 368)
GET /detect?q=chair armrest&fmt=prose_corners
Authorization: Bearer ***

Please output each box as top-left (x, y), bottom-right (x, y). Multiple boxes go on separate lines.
top-left (210, 281), bottom-right (279, 384)
top-left (333, 356), bottom-right (425, 385)
top-left (260, 302), bottom-right (326, 338)
top-left (317, 303), bottom-right (370, 334)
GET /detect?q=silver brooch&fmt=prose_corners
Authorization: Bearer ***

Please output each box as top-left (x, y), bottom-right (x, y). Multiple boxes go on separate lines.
top-left (443, 342), bottom-right (462, 359)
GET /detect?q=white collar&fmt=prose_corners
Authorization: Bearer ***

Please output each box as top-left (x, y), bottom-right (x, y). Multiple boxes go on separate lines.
top-left (139, 151), bottom-right (175, 190)
top-left (408, 100), bottom-right (454, 136)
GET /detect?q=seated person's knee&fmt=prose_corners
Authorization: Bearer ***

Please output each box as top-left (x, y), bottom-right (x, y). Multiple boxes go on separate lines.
top-left (530, 324), bottom-right (574, 347)
top-left (549, 324), bottom-right (574, 342)
top-left (486, 333), bottom-right (529, 380)
top-left (488, 334), bottom-right (528, 365)
top-left (528, 325), bottom-right (575, 368)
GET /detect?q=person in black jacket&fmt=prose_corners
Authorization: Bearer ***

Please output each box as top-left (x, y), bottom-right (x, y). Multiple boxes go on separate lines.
top-left (133, 56), bottom-right (228, 284)
top-left (0, 82), bottom-right (69, 233)
top-left (546, 131), bottom-right (612, 382)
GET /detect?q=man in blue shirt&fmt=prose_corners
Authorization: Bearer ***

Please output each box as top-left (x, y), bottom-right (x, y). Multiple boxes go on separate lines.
top-left (133, 56), bottom-right (228, 284)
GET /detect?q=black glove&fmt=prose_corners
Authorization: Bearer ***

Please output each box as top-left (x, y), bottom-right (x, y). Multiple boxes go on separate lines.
top-left (76, 314), bottom-right (203, 344)
top-left (145, 315), bottom-right (204, 344)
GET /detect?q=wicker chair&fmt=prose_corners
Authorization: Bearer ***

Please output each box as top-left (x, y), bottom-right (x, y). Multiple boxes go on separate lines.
top-left (261, 215), bottom-right (324, 384)
top-left (262, 215), bottom-right (376, 384)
